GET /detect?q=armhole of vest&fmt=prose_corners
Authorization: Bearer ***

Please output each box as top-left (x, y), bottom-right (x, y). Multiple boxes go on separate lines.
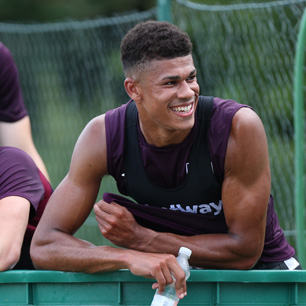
top-left (125, 101), bottom-right (137, 127)
top-left (190, 96), bottom-right (214, 156)
top-left (196, 96), bottom-right (219, 183)
top-left (123, 101), bottom-right (138, 191)
top-left (197, 96), bottom-right (214, 122)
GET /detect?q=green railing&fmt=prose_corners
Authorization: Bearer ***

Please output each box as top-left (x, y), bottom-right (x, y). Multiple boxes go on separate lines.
top-left (294, 8), bottom-right (306, 269)
top-left (2, 270), bottom-right (306, 305)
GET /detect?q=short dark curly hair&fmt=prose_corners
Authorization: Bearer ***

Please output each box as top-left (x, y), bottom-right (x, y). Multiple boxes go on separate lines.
top-left (120, 20), bottom-right (193, 77)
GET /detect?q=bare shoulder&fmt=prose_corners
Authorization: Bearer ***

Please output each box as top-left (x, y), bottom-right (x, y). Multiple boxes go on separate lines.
top-left (231, 107), bottom-right (266, 137)
top-left (75, 114), bottom-right (106, 150)
top-left (82, 114), bottom-right (106, 137)
top-left (225, 107), bottom-right (270, 181)
top-left (69, 114), bottom-right (108, 179)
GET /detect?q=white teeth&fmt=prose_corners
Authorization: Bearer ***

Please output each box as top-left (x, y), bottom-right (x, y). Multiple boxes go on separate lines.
top-left (172, 104), bottom-right (192, 113)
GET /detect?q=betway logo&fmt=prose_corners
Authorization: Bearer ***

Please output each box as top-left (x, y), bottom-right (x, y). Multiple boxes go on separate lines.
top-left (163, 200), bottom-right (223, 216)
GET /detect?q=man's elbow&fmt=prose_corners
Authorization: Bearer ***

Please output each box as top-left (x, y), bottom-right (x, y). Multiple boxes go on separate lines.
top-left (30, 239), bottom-right (46, 270)
top-left (235, 244), bottom-right (263, 270)
top-left (234, 255), bottom-right (259, 270)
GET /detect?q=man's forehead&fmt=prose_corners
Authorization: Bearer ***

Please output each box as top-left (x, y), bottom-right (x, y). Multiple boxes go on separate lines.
top-left (150, 55), bottom-right (195, 73)
top-left (161, 69), bottom-right (197, 81)
top-left (135, 55), bottom-right (195, 81)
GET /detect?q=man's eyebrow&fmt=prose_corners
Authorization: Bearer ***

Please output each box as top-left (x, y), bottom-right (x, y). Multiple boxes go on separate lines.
top-left (161, 69), bottom-right (197, 81)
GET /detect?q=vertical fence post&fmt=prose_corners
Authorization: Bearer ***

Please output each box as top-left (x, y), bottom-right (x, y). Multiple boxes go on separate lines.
top-left (294, 8), bottom-right (306, 269)
top-left (157, 0), bottom-right (172, 22)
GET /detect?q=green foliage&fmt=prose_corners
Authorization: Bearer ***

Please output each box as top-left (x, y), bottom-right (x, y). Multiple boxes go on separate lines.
top-left (181, 0), bottom-right (287, 3)
top-left (0, 0), bottom-right (155, 22)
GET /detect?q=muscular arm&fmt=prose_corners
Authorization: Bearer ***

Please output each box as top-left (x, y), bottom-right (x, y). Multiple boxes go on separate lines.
top-left (95, 108), bottom-right (271, 269)
top-left (31, 115), bottom-right (187, 297)
top-left (31, 114), bottom-right (118, 272)
top-left (0, 116), bottom-right (50, 181)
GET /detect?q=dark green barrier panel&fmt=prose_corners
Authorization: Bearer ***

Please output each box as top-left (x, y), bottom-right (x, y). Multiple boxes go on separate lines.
top-left (1, 270), bottom-right (306, 305)
top-left (294, 7), bottom-right (306, 268)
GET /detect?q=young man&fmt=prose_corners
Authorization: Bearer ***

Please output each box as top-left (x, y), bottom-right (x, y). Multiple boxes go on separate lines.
top-left (0, 42), bottom-right (50, 181)
top-left (31, 20), bottom-right (300, 300)
top-left (0, 146), bottom-right (52, 271)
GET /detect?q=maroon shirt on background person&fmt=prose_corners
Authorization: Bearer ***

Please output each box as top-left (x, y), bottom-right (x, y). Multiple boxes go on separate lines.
top-left (0, 42), bottom-right (28, 122)
top-left (0, 146), bottom-right (52, 269)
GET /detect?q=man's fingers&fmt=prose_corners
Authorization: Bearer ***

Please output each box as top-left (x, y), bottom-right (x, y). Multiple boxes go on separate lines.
top-left (152, 278), bottom-right (187, 300)
top-left (152, 256), bottom-right (187, 298)
top-left (152, 269), bottom-right (167, 293)
top-left (152, 282), bottom-right (159, 290)
top-left (173, 271), bottom-right (187, 299)
top-left (94, 201), bottom-right (120, 224)
top-left (167, 259), bottom-right (187, 299)
top-left (95, 200), bottom-right (113, 214)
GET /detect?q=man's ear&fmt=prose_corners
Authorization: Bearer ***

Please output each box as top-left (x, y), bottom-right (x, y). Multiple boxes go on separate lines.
top-left (124, 77), bottom-right (142, 101)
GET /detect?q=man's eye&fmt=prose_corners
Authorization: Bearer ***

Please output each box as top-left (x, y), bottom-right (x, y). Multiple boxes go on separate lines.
top-left (187, 75), bottom-right (196, 81)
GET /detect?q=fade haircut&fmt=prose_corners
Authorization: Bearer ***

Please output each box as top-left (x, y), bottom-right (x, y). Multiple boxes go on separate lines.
top-left (120, 20), bottom-right (193, 77)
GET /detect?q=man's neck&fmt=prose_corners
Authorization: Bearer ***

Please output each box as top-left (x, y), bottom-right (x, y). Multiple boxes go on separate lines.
top-left (138, 119), bottom-right (192, 147)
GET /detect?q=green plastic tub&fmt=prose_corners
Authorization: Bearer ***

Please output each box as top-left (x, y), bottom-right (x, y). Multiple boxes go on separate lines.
top-left (1, 269), bottom-right (306, 305)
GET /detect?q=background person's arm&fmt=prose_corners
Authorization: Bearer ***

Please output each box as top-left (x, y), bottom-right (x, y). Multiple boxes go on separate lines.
top-left (0, 43), bottom-right (50, 181)
top-left (0, 116), bottom-right (50, 181)
top-left (0, 196), bottom-right (30, 271)
top-left (0, 146), bottom-right (46, 271)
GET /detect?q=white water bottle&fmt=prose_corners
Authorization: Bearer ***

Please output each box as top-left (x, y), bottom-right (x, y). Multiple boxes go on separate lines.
top-left (150, 247), bottom-right (192, 306)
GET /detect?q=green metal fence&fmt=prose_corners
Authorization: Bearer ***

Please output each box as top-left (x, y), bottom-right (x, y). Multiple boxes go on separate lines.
top-left (294, 7), bottom-right (306, 269)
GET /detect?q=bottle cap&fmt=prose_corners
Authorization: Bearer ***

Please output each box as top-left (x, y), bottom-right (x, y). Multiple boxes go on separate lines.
top-left (179, 247), bottom-right (192, 258)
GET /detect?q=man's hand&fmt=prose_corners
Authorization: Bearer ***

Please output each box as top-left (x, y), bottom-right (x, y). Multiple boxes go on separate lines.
top-left (94, 200), bottom-right (145, 249)
top-left (94, 200), bottom-right (187, 299)
top-left (124, 249), bottom-right (187, 299)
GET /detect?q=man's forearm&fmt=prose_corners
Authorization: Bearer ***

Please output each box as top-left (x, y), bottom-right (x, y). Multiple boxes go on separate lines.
top-left (131, 229), bottom-right (260, 270)
top-left (31, 233), bottom-right (129, 273)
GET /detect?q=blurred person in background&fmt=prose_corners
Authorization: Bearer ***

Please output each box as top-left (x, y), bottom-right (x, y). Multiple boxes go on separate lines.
top-left (0, 146), bottom-right (52, 270)
top-left (0, 42), bottom-right (52, 271)
top-left (0, 42), bottom-right (50, 181)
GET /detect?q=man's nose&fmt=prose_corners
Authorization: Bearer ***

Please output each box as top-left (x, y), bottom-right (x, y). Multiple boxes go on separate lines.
top-left (177, 80), bottom-right (195, 99)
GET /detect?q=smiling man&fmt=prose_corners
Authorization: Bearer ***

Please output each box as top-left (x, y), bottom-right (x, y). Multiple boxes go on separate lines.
top-left (31, 20), bottom-right (300, 302)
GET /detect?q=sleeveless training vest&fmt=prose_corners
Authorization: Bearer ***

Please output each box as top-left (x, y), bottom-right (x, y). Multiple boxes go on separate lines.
top-left (123, 96), bottom-right (221, 207)
top-left (105, 97), bottom-right (296, 262)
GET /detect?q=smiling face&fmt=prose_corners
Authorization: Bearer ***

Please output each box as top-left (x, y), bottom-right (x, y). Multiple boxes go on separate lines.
top-left (125, 55), bottom-right (200, 147)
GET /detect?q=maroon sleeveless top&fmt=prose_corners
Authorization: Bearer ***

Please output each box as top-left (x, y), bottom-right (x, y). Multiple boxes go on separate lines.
top-left (105, 97), bottom-right (295, 263)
